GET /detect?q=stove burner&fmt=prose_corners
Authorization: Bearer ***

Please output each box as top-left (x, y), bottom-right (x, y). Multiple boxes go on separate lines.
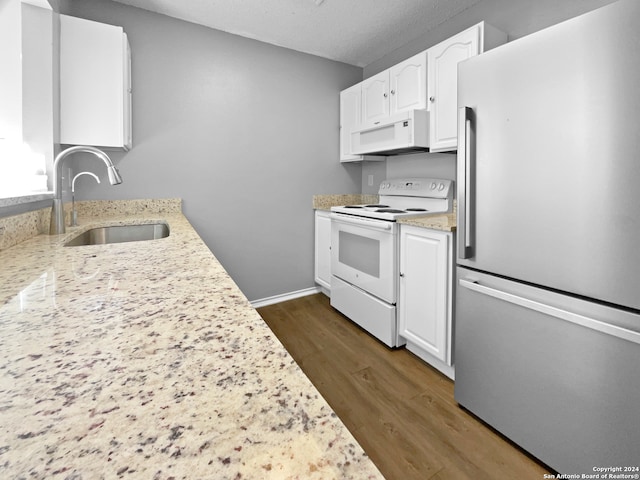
top-left (376, 208), bottom-right (406, 213)
top-left (344, 205), bottom-right (363, 209)
top-left (365, 204), bottom-right (389, 208)
top-left (406, 208), bottom-right (428, 212)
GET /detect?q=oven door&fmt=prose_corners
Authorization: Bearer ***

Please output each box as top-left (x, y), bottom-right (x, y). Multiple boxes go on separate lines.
top-left (330, 213), bottom-right (397, 304)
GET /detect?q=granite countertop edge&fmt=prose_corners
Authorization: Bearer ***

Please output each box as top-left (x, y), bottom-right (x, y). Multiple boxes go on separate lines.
top-left (0, 199), bottom-right (384, 479)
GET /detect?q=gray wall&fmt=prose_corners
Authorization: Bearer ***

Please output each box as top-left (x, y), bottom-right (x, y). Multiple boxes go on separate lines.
top-left (46, 0), bottom-right (618, 300)
top-left (360, 0), bottom-right (617, 193)
top-left (60, 0), bottom-right (362, 302)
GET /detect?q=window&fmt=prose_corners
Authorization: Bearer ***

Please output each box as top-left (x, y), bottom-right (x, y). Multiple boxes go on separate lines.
top-left (0, 141), bottom-right (49, 198)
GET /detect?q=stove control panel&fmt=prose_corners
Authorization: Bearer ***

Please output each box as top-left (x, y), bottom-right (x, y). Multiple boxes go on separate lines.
top-left (378, 178), bottom-right (453, 198)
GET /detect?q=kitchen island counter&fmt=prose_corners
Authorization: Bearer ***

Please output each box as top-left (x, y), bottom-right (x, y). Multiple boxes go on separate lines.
top-left (0, 200), bottom-right (382, 479)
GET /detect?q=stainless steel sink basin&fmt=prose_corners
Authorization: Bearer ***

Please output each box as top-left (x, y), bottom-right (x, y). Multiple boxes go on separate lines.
top-left (64, 223), bottom-right (170, 246)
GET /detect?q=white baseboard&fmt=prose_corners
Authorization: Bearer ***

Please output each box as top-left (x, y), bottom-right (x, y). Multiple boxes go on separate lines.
top-left (250, 286), bottom-right (322, 309)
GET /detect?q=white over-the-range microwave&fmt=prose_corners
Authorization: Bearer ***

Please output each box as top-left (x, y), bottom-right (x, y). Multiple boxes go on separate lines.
top-left (350, 109), bottom-right (430, 156)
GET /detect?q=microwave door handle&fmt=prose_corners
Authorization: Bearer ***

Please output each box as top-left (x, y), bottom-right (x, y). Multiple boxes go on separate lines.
top-left (457, 106), bottom-right (473, 259)
top-left (353, 121), bottom-right (391, 135)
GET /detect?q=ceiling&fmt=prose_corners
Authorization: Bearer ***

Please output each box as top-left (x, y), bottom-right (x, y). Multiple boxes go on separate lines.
top-left (110, 0), bottom-right (482, 67)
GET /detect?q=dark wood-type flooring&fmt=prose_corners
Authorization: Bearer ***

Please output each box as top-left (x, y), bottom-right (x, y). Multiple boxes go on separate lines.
top-left (257, 293), bottom-right (552, 480)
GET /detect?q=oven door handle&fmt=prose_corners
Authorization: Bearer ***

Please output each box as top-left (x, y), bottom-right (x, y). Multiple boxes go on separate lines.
top-left (330, 213), bottom-right (393, 231)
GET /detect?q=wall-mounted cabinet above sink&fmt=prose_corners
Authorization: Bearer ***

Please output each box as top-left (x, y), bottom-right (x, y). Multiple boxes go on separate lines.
top-left (60, 15), bottom-right (132, 150)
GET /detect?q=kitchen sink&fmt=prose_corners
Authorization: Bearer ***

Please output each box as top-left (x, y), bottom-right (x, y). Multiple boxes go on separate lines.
top-left (64, 223), bottom-right (170, 246)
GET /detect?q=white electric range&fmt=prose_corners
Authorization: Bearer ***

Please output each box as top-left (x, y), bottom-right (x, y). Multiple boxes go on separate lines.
top-left (331, 178), bottom-right (453, 221)
top-left (329, 178), bottom-right (453, 347)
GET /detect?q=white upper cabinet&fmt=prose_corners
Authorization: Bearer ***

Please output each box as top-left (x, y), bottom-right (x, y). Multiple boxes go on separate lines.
top-left (361, 51), bottom-right (427, 126)
top-left (60, 15), bottom-right (132, 150)
top-left (361, 70), bottom-right (390, 125)
top-left (427, 22), bottom-right (506, 152)
top-left (338, 23), bottom-right (505, 160)
top-left (340, 84), bottom-right (365, 162)
top-left (389, 52), bottom-right (428, 115)
top-left (339, 83), bottom-right (384, 162)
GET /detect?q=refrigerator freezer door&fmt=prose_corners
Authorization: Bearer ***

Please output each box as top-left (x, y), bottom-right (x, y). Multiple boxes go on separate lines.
top-left (455, 267), bottom-right (640, 474)
top-left (457, 0), bottom-right (640, 310)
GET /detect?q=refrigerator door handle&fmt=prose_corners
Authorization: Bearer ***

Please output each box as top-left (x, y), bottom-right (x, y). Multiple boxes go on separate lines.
top-left (457, 106), bottom-right (473, 259)
top-left (459, 278), bottom-right (640, 345)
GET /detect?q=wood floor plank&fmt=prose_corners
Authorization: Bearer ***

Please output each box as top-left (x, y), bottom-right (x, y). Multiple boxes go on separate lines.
top-left (257, 293), bottom-right (552, 480)
top-left (355, 419), bottom-right (445, 480)
top-left (259, 302), bottom-right (323, 360)
top-left (348, 365), bottom-right (497, 479)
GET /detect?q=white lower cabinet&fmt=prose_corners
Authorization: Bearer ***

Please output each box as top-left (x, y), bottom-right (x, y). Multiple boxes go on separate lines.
top-left (314, 210), bottom-right (332, 293)
top-left (398, 225), bottom-right (454, 379)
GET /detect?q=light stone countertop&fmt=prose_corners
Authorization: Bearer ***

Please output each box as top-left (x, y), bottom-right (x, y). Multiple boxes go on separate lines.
top-left (313, 194), bottom-right (456, 232)
top-left (312, 194), bottom-right (379, 211)
top-left (397, 213), bottom-right (456, 232)
top-left (0, 201), bottom-right (383, 479)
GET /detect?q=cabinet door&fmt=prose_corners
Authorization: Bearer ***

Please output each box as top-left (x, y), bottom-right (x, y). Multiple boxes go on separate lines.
top-left (314, 211), bottom-right (332, 291)
top-left (399, 227), bottom-right (451, 363)
top-left (390, 51), bottom-right (427, 115)
top-left (339, 84), bottom-right (363, 162)
top-left (361, 70), bottom-right (389, 125)
top-left (428, 24), bottom-right (480, 152)
top-left (60, 15), bottom-right (131, 149)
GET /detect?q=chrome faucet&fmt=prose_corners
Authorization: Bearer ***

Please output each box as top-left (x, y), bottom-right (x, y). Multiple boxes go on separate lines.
top-left (50, 146), bottom-right (123, 234)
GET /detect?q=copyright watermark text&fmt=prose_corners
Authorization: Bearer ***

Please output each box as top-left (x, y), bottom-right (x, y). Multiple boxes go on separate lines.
top-left (544, 466), bottom-right (640, 480)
